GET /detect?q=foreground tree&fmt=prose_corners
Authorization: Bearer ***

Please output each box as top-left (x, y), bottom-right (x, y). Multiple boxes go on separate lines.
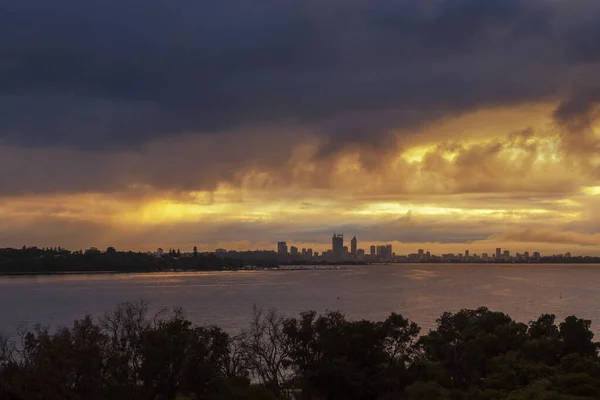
top-left (283, 311), bottom-right (420, 399)
top-left (237, 306), bottom-right (293, 398)
top-left (0, 304), bottom-right (600, 399)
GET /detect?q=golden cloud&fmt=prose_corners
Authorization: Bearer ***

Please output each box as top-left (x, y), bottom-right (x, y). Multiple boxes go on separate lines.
top-left (2, 102), bottom-right (600, 253)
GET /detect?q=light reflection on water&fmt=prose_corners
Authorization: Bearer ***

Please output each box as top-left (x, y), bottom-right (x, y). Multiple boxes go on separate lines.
top-left (1, 264), bottom-right (600, 337)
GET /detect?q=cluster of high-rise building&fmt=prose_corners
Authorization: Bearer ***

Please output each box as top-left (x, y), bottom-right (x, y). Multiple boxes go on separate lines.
top-left (277, 241), bottom-right (316, 259)
top-left (274, 240), bottom-right (575, 263)
top-left (158, 243), bottom-right (575, 264)
top-left (277, 234), bottom-right (394, 262)
top-left (396, 247), bottom-right (569, 263)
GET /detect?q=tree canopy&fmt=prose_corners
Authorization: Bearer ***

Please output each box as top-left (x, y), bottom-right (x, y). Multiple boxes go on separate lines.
top-left (1, 303), bottom-right (599, 399)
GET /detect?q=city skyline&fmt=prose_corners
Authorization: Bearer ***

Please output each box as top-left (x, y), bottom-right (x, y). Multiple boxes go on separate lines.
top-left (3, 235), bottom-right (591, 259)
top-left (149, 239), bottom-right (578, 264)
top-left (8, 240), bottom-right (579, 261)
top-left (3, 1), bottom-right (600, 255)
top-left (270, 233), bottom-right (562, 263)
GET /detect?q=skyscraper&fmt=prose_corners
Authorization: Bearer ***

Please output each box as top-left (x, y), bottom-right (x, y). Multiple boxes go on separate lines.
top-left (496, 248), bottom-right (501, 259)
top-left (290, 246), bottom-right (298, 256)
top-left (277, 242), bottom-right (288, 255)
top-left (332, 233), bottom-right (344, 259)
top-left (351, 236), bottom-right (357, 257)
top-left (370, 245), bottom-right (376, 256)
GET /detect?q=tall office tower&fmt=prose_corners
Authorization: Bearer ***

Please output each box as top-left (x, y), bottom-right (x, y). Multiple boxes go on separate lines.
top-left (351, 236), bottom-right (357, 257)
top-left (307, 248), bottom-right (313, 259)
top-left (277, 242), bottom-right (288, 255)
top-left (290, 246), bottom-right (298, 256)
top-left (332, 233), bottom-right (344, 258)
top-left (465, 250), bottom-right (469, 257)
top-left (496, 248), bottom-right (501, 259)
top-left (370, 245), bottom-right (376, 256)
top-left (386, 244), bottom-right (393, 260)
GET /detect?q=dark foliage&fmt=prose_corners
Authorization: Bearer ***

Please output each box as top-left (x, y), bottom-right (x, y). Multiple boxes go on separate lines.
top-left (1, 303), bottom-right (599, 399)
top-left (0, 247), bottom-right (278, 274)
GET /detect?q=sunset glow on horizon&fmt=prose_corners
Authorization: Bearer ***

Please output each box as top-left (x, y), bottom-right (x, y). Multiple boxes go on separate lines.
top-left (2, 101), bottom-right (600, 256)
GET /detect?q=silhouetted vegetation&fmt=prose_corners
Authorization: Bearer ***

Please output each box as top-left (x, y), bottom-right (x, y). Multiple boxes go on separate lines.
top-left (0, 247), bottom-right (364, 275)
top-left (2, 247), bottom-right (596, 276)
top-left (0, 247), bottom-right (279, 274)
top-left (1, 302), bottom-right (600, 399)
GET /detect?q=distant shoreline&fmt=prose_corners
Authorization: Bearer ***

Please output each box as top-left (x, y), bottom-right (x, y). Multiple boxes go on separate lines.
top-left (4, 248), bottom-right (599, 277)
top-left (3, 262), bottom-right (600, 277)
top-left (0, 270), bottom-right (122, 276)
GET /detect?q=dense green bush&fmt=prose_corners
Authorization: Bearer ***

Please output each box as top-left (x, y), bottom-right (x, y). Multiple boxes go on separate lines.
top-left (0, 302), bottom-right (599, 399)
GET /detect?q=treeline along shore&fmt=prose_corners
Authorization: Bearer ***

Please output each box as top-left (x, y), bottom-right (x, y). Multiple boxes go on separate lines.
top-left (2, 247), bottom-right (600, 276)
top-left (1, 302), bottom-right (600, 399)
top-left (0, 247), bottom-right (366, 275)
top-left (0, 247), bottom-right (274, 275)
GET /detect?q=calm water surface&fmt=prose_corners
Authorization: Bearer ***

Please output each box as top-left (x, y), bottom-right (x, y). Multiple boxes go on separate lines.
top-left (1, 264), bottom-right (600, 335)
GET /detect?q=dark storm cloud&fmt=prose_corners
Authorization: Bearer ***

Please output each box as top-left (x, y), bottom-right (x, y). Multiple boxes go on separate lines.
top-left (0, 128), bottom-right (300, 195)
top-left (553, 89), bottom-right (600, 129)
top-left (2, 0), bottom-right (600, 151)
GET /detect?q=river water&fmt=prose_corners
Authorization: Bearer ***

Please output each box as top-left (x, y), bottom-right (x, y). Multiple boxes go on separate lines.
top-left (1, 264), bottom-right (600, 336)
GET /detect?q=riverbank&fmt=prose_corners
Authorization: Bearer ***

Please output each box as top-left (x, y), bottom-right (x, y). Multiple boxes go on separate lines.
top-left (0, 264), bottom-right (348, 276)
top-left (5, 262), bottom-right (600, 276)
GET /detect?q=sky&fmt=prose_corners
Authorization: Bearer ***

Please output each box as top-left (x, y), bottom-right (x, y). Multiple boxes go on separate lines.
top-left (2, 0), bottom-right (600, 255)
